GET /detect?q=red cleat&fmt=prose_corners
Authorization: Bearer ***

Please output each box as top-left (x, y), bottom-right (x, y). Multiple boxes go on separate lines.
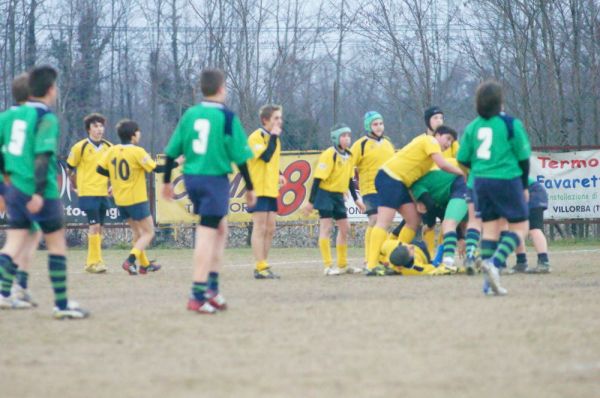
top-left (187, 298), bottom-right (217, 314)
top-left (138, 261), bottom-right (161, 275)
top-left (206, 291), bottom-right (228, 311)
top-left (122, 260), bottom-right (137, 275)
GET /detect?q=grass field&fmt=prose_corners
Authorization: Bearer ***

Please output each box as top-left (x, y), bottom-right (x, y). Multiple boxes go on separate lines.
top-left (1, 245), bottom-right (599, 398)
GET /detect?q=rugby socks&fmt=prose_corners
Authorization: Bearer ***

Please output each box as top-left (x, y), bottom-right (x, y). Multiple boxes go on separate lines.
top-left (336, 244), bottom-right (348, 268)
top-left (423, 229), bottom-right (436, 256)
top-left (48, 255), bottom-right (68, 310)
top-left (465, 228), bottom-right (480, 260)
top-left (364, 226), bottom-right (373, 263)
top-left (208, 272), bottom-right (219, 293)
top-left (255, 260), bottom-right (269, 272)
top-left (16, 269), bottom-right (28, 289)
top-left (192, 282), bottom-right (208, 302)
top-left (480, 240), bottom-right (497, 261)
top-left (442, 232), bottom-right (458, 262)
top-left (516, 253), bottom-right (528, 264)
top-left (398, 226), bottom-right (416, 244)
top-left (318, 238), bottom-right (333, 267)
top-left (492, 231), bottom-right (520, 269)
top-left (87, 234), bottom-right (101, 265)
top-left (367, 227), bottom-right (388, 269)
top-left (0, 254), bottom-right (16, 298)
top-left (538, 253), bottom-right (549, 263)
top-left (139, 251), bottom-right (151, 267)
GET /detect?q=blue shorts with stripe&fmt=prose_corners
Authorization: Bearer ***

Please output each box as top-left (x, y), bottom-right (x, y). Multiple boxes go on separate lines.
top-left (361, 193), bottom-right (379, 216)
top-left (79, 196), bottom-right (111, 225)
top-left (118, 201), bottom-right (151, 221)
top-left (314, 189), bottom-right (347, 220)
top-left (374, 170), bottom-right (413, 209)
top-left (4, 185), bottom-right (64, 233)
top-left (184, 174), bottom-right (230, 217)
top-left (473, 177), bottom-right (528, 223)
top-left (248, 196), bottom-right (278, 213)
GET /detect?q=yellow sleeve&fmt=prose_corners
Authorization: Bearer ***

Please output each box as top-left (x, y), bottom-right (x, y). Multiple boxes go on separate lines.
top-left (422, 136), bottom-right (442, 156)
top-left (451, 141), bottom-right (459, 157)
top-left (313, 149), bottom-right (334, 180)
top-left (137, 148), bottom-right (157, 172)
top-left (350, 139), bottom-right (362, 167)
top-left (248, 131), bottom-right (267, 159)
top-left (66, 141), bottom-right (81, 168)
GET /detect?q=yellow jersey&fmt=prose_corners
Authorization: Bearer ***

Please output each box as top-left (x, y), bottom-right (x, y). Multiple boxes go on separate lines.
top-left (382, 134), bottom-right (441, 187)
top-left (313, 147), bottom-right (353, 193)
top-left (97, 144), bottom-right (156, 206)
top-left (67, 138), bottom-right (112, 196)
top-left (378, 240), bottom-right (442, 275)
top-left (350, 135), bottom-right (395, 195)
top-left (247, 128), bottom-right (281, 198)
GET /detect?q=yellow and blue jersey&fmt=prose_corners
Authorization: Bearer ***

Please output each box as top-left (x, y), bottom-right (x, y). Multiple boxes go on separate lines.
top-left (67, 138), bottom-right (112, 196)
top-left (382, 134), bottom-right (441, 187)
top-left (378, 239), bottom-right (444, 275)
top-left (350, 135), bottom-right (394, 195)
top-left (247, 128), bottom-right (281, 198)
top-left (98, 144), bottom-right (156, 206)
top-left (313, 147), bottom-right (353, 193)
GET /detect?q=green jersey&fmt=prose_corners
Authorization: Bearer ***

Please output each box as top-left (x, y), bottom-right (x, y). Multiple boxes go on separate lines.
top-left (165, 101), bottom-right (253, 175)
top-left (2, 102), bottom-right (60, 199)
top-left (457, 114), bottom-right (531, 180)
top-left (412, 169), bottom-right (457, 206)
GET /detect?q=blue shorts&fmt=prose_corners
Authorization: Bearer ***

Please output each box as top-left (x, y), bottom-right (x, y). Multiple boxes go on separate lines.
top-left (248, 196), bottom-right (278, 213)
top-left (362, 193), bottom-right (379, 216)
top-left (4, 185), bottom-right (64, 233)
top-left (528, 182), bottom-right (548, 210)
top-left (314, 189), bottom-right (347, 220)
top-left (465, 187), bottom-right (476, 204)
top-left (375, 170), bottom-right (413, 209)
top-left (450, 177), bottom-right (467, 200)
top-left (118, 201), bottom-right (151, 221)
top-left (79, 196), bottom-right (111, 225)
top-left (184, 175), bottom-right (229, 217)
top-left (474, 177), bottom-right (528, 223)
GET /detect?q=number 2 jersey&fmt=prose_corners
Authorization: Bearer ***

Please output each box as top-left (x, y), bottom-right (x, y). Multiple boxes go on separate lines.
top-left (164, 101), bottom-right (253, 176)
top-left (457, 114), bottom-right (531, 180)
top-left (97, 145), bottom-right (156, 206)
top-left (0, 101), bottom-right (61, 199)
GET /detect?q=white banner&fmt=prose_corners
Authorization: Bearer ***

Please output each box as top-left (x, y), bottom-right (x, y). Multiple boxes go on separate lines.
top-left (531, 150), bottom-right (600, 219)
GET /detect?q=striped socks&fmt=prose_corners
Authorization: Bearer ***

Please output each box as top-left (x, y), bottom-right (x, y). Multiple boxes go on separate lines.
top-left (465, 228), bottom-right (480, 260)
top-left (192, 282), bottom-right (208, 302)
top-left (48, 255), bottom-right (68, 310)
top-left (208, 272), bottom-right (219, 294)
top-left (442, 232), bottom-right (458, 262)
top-left (0, 254), bottom-right (16, 298)
top-left (492, 232), bottom-right (520, 269)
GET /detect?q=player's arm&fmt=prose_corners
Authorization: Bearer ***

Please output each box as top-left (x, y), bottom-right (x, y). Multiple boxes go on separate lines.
top-left (96, 151), bottom-right (110, 177)
top-left (259, 134), bottom-right (278, 163)
top-left (349, 178), bottom-right (366, 213)
top-left (431, 153), bottom-right (464, 176)
top-left (66, 143), bottom-right (81, 189)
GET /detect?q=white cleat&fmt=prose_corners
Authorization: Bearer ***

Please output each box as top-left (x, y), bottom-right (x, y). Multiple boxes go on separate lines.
top-left (11, 285), bottom-right (38, 307)
top-left (442, 258), bottom-right (458, 274)
top-left (53, 300), bottom-right (90, 320)
top-left (324, 266), bottom-right (341, 276)
top-left (0, 294), bottom-right (34, 310)
top-left (481, 260), bottom-right (508, 296)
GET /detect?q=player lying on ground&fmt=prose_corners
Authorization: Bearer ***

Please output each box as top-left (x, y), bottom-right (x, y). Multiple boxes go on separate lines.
top-left (67, 113), bottom-right (112, 274)
top-left (350, 111), bottom-right (394, 266)
top-left (163, 68), bottom-right (256, 314)
top-left (247, 104), bottom-right (286, 280)
top-left (303, 123), bottom-right (365, 276)
top-left (0, 73), bottom-right (42, 308)
top-left (0, 66), bottom-right (89, 319)
top-left (378, 239), bottom-right (451, 276)
top-left (97, 119), bottom-right (173, 275)
top-left (457, 80), bottom-right (532, 296)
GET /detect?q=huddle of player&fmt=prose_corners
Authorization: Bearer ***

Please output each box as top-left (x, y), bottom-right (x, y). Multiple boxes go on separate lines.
top-left (0, 66), bottom-right (551, 319)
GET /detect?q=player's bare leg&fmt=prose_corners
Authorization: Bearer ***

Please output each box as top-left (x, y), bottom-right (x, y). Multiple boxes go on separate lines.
top-left (123, 217), bottom-right (156, 275)
top-left (11, 230), bottom-right (42, 305)
top-left (187, 224), bottom-right (219, 314)
top-left (252, 211), bottom-right (279, 279)
top-left (205, 219), bottom-right (228, 310)
top-left (526, 228), bottom-right (550, 273)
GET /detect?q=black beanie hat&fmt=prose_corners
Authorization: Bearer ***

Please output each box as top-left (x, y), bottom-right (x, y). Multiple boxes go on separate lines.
top-left (424, 106), bottom-right (444, 130)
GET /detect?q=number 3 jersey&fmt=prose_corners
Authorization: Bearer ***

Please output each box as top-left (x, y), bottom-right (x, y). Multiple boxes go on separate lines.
top-left (457, 114), bottom-right (531, 180)
top-left (98, 145), bottom-right (156, 206)
top-left (0, 102), bottom-right (61, 199)
top-left (164, 101), bottom-right (253, 176)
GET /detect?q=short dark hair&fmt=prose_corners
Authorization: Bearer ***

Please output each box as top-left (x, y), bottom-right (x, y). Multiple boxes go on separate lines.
top-left (434, 125), bottom-right (458, 140)
top-left (29, 65), bottom-right (58, 97)
top-left (259, 104), bottom-right (282, 124)
top-left (12, 73), bottom-right (30, 103)
top-left (200, 68), bottom-right (225, 97)
top-left (390, 245), bottom-right (412, 267)
top-left (116, 119), bottom-right (139, 143)
top-left (476, 80), bottom-right (503, 119)
top-left (84, 113), bottom-right (107, 132)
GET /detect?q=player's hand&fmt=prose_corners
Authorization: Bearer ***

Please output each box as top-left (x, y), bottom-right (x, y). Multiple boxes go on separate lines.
top-left (271, 125), bottom-right (282, 137)
top-left (162, 183), bottom-right (175, 201)
top-left (302, 203), bottom-right (314, 217)
top-left (245, 190), bottom-right (257, 208)
top-left (416, 202), bottom-right (427, 214)
top-left (356, 199), bottom-right (366, 213)
top-left (279, 174), bottom-right (287, 186)
top-left (108, 186), bottom-right (113, 197)
top-left (176, 155), bottom-right (185, 165)
top-left (0, 195), bottom-right (5, 213)
top-left (26, 194), bottom-right (44, 214)
top-left (523, 189), bottom-right (530, 203)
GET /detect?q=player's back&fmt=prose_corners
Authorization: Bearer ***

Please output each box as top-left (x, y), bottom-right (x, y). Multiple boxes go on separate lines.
top-left (458, 115), bottom-right (531, 180)
top-left (101, 144), bottom-right (155, 206)
top-left (165, 101), bottom-right (251, 176)
top-left (382, 134), bottom-right (440, 187)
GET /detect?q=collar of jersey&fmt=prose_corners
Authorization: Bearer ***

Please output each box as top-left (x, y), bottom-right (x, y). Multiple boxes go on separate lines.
top-left (367, 133), bottom-right (383, 142)
top-left (86, 137), bottom-right (105, 149)
top-left (25, 100), bottom-right (49, 110)
top-left (260, 127), bottom-right (272, 136)
top-left (334, 146), bottom-right (350, 158)
top-left (201, 101), bottom-right (224, 109)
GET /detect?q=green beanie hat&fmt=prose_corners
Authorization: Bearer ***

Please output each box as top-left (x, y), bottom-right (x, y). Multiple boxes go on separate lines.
top-left (330, 123), bottom-right (351, 146)
top-left (364, 111), bottom-right (383, 133)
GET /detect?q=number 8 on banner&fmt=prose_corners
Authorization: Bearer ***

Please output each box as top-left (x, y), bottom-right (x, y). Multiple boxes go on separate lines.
top-left (277, 160), bottom-right (311, 216)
